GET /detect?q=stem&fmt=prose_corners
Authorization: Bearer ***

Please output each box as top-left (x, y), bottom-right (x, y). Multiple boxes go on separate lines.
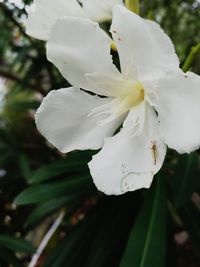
top-left (28, 210), bottom-right (65, 267)
top-left (125, 0), bottom-right (140, 14)
top-left (182, 42), bottom-right (200, 72)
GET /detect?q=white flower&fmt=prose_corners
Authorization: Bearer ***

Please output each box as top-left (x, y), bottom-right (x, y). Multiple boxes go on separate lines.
top-left (35, 5), bottom-right (200, 195)
top-left (25, 0), bottom-right (123, 40)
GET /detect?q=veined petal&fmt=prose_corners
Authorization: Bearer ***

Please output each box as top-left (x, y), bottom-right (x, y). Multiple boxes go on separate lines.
top-left (85, 72), bottom-right (129, 97)
top-left (35, 87), bottom-right (123, 153)
top-left (47, 17), bottom-right (120, 94)
top-left (111, 5), bottom-right (179, 81)
top-left (89, 104), bottom-right (167, 195)
top-left (153, 71), bottom-right (200, 153)
top-left (123, 102), bottom-right (145, 137)
top-left (80, 0), bottom-right (123, 22)
top-left (25, 0), bottom-right (85, 40)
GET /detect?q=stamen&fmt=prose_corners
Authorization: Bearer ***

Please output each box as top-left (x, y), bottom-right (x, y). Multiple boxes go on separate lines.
top-left (88, 99), bottom-right (119, 117)
top-left (89, 81), bottom-right (145, 127)
top-left (111, 41), bottom-right (117, 51)
top-left (123, 103), bottom-right (145, 137)
top-left (88, 99), bottom-right (122, 125)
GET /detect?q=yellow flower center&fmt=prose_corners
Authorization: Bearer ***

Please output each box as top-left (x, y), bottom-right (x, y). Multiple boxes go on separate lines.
top-left (88, 81), bottom-right (145, 126)
top-left (116, 81), bottom-right (145, 115)
top-left (110, 41), bottom-right (117, 52)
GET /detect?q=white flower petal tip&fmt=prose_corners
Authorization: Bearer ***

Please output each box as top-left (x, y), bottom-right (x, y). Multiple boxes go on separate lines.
top-left (152, 71), bottom-right (200, 154)
top-left (35, 87), bottom-right (123, 153)
top-left (25, 0), bottom-right (85, 40)
top-left (47, 17), bottom-right (120, 93)
top-left (120, 172), bottom-right (154, 193)
top-left (25, 0), bottom-right (123, 40)
top-left (80, 0), bottom-right (124, 22)
top-left (88, 108), bottom-right (167, 196)
top-left (89, 160), bottom-right (154, 196)
top-left (111, 5), bottom-right (179, 80)
top-left (88, 155), bottom-right (156, 196)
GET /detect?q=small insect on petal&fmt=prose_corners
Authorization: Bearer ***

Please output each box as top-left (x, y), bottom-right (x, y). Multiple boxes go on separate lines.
top-left (151, 141), bottom-right (158, 166)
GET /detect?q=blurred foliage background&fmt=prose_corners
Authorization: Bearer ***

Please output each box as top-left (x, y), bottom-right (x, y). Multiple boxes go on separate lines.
top-left (0, 0), bottom-right (200, 266)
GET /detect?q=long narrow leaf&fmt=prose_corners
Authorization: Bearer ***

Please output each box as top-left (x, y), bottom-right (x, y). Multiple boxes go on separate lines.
top-left (0, 235), bottom-right (35, 254)
top-left (179, 200), bottom-right (200, 253)
top-left (28, 151), bottom-right (92, 184)
top-left (14, 176), bottom-right (92, 205)
top-left (172, 152), bottom-right (199, 207)
top-left (25, 195), bottom-right (82, 227)
top-left (120, 176), bottom-right (167, 267)
top-left (28, 159), bottom-right (88, 184)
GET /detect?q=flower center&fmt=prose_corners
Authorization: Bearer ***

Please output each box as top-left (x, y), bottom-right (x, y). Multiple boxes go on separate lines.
top-left (88, 81), bottom-right (145, 126)
top-left (116, 81), bottom-right (145, 115)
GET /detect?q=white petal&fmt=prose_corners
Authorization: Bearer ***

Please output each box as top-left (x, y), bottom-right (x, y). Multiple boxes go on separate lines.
top-left (80, 0), bottom-right (123, 22)
top-left (123, 102), bottom-right (146, 137)
top-left (111, 5), bottom-right (179, 81)
top-left (153, 71), bottom-right (200, 153)
top-left (89, 105), bottom-right (167, 195)
top-left (35, 87), bottom-right (123, 153)
top-left (85, 72), bottom-right (128, 97)
top-left (25, 0), bottom-right (85, 40)
top-left (47, 17), bottom-right (120, 94)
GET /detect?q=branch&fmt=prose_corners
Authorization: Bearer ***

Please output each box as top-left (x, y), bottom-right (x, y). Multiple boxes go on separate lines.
top-left (0, 69), bottom-right (46, 95)
top-left (182, 42), bottom-right (200, 72)
top-left (0, 2), bottom-right (27, 38)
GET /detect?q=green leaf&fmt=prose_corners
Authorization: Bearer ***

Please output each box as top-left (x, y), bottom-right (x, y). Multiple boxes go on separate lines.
top-left (172, 152), bottom-right (199, 207)
top-left (120, 176), bottom-right (167, 267)
top-left (0, 247), bottom-right (21, 267)
top-left (25, 195), bottom-right (80, 227)
top-left (43, 207), bottom-right (101, 267)
top-left (0, 235), bottom-right (35, 254)
top-left (14, 176), bottom-right (92, 205)
top-left (85, 194), bottom-right (141, 267)
top-left (0, 129), bottom-right (15, 146)
top-left (28, 153), bottom-right (90, 184)
top-left (43, 194), bottom-right (141, 267)
top-left (179, 200), bottom-right (200, 253)
top-left (19, 154), bottom-right (32, 181)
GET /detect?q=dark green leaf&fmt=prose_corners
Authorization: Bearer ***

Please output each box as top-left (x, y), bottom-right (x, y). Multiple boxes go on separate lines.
top-left (28, 155), bottom-right (89, 184)
top-left (179, 200), bottom-right (200, 253)
top-left (172, 152), bottom-right (199, 207)
top-left (120, 176), bottom-right (167, 267)
top-left (43, 194), bottom-right (141, 267)
top-left (0, 129), bottom-right (14, 146)
top-left (0, 235), bottom-right (35, 253)
top-left (0, 247), bottom-right (21, 267)
top-left (43, 207), bottom-right (101, 267)
top-left (85, 194), bottom-right (141, 267)
top-left (14, 176), bottom-right (92, 205)
top-left (19, 154), bottom-right (32, 181)
top-left (25, 195), bottom-right (81, 227)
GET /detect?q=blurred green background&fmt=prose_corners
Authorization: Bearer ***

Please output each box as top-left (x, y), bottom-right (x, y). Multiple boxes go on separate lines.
top-left (0, 0), bottom-right (200, 266)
